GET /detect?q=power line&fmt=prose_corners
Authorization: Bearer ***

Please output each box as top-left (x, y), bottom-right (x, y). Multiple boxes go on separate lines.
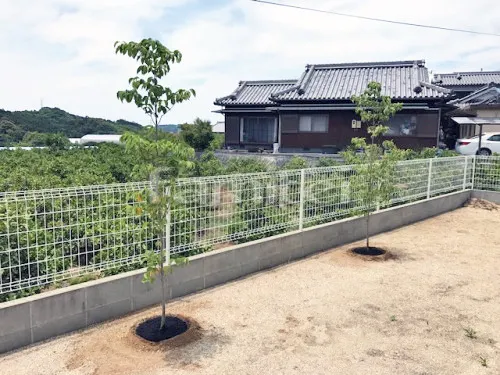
top-left (251, 0), bottom-right (500, 38)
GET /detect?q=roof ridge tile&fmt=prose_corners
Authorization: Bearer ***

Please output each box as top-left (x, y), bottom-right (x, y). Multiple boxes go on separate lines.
top-left (310, 60), bottom-right (425, 69)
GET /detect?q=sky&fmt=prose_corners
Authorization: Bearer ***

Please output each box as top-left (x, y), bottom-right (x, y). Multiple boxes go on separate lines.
top-left (1, 0), bottom-right (499, 126)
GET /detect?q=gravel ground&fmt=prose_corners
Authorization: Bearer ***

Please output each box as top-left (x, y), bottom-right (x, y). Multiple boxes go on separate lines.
top-left (1, 205), bottom-right (500, 375)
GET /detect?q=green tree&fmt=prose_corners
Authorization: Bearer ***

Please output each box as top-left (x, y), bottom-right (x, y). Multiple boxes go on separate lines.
top-left (45, 133), bottom-right (70, 151)
top-left (114, 38), bottom-right (195, 141)
top-left (121, 131), bottom-right (194, 332)
top-left (122, 132), bottom-right (194, 331)
top-left (209, 133), bottom-right (224, 151)
top-left (115, 39), bottom-right (196, 331)
top-left (139, 175), bottom-right (188, 331)
top-left (21, 132), bottom-right (49, 146)
top-left (343, 82), bottom-right (402, 250)
top-left (180, 118), bottom-right (214, 151)
top-left (0, 119), bottom-right (24, 146)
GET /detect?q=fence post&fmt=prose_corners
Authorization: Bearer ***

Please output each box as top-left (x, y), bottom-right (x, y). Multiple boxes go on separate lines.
top-left (376, 181), bottom-right (381, 211)
top-left (299, 169), bottom-right (305, 231)
top-left (165, 184), bottom-right (171, 266)
top-left (471, 156), bottom-right (476, 190)
top-left (427, 158), bottom-right (433, 199)
top-left (462, 156), bottom-right (468, 191)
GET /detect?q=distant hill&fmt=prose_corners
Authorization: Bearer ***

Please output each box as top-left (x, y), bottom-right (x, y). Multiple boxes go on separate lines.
top-left (0, 107), bottom-right (143, 146)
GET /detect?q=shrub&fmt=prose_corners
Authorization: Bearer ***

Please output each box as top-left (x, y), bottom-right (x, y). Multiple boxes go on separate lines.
top-left (283, 156), bottom-right (308, 170)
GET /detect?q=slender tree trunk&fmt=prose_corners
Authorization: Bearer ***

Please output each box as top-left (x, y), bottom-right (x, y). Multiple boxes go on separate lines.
top-left (159, 252), bottom-right (166, 330)
top-left (366, 212), bottom-right (370, 249)
top-left (159, 180), bottom-right (173, 332)
top-left (153, 175), bottom-right (166, 331)
top-left (366, 144), bottom-right (373, 250)
top-left (152, 108), bottom-right (167, 332)
top-left (155, 116), bottom-right (159, 144)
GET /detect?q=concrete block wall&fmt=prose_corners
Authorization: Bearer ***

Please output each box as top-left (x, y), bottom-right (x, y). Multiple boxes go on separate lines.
top-left (0, 190), bottom-right (476, 354)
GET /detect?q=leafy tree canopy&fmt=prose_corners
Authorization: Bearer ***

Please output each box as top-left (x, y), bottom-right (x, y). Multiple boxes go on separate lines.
top-left (180, 118), bottom-right (214, 151)
top-left (115, 39), bottom-right (195, 139)
top-left (351, 81), bottom-right (403, 143)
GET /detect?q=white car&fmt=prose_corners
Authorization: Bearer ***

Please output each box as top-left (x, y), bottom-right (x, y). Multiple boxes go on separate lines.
top-left (455, 132), bottom-right (500, 155)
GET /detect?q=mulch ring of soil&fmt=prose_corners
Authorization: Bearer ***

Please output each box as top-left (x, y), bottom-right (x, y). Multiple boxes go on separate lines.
top-left (130, 314), bottom-right (202, 350)
top-left (349, 246), bottom-right (397, 261)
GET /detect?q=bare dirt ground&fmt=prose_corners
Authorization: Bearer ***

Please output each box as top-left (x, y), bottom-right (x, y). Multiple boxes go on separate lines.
top-left (2, 204), bottom-right (500, 375)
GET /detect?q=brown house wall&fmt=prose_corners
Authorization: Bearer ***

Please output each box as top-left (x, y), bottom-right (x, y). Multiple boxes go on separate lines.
top-left (281, 111), bottom-right (363, 150)
top-left (224, 110), bottom-right (439, 151)
top-left (280, 110), bottom-right (439, 151)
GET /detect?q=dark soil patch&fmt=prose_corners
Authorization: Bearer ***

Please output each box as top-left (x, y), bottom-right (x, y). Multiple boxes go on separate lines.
top-left (136, 316), bottom-right (188, 343)
top-left (349, 247), bottom-right (397, 261)
top-left (352, 247), bottom-right (386, 256)
top-left (131, 314), bottom-right (202, 350)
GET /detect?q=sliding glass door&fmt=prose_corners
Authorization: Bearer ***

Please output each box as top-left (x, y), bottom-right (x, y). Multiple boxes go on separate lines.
top-left (241, 117), bottom-right (277, 144)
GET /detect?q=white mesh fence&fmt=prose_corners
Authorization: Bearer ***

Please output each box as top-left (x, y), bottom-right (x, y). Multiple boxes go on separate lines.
top-left (172, 171), bottom-right (302, 255)
top-left (0, 156), bottom-right (481, 295)
top-left (0, 182), bottom-right (155, 293)
top-left (474, 156), bottom-right (500, 191)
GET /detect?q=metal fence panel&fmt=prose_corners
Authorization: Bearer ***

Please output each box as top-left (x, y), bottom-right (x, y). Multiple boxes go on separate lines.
top-left (474, 156), bottom-right (500, 191)
top-left (430, 156), bottom-right (472, 195)
top-left (0, 182), bottom-right (154, 293)
top-left (172, 170), bottom-right (302, 255)
top-left (0, 156), bottom-right (484, 295)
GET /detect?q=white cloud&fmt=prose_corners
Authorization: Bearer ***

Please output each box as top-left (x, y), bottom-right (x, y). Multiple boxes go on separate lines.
top-left (0, 0), bottom-right (499, 126)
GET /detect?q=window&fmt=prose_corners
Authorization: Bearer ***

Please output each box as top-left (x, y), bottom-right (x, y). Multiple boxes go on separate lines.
top-left (299, 115), bottom-right (328, 132)
top-left (487, 134), bottom-right (500, 142)
top-left (386, 115), bottom-right (417, 136)
top-left (241, 117), bottom-right (276, 144)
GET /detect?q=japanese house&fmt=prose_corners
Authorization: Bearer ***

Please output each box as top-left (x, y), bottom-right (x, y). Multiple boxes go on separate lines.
top-left (433, 71), bottom-right (500, 139)
top-left (433, 70), bottom-right (500, 98)
top-left (449, 83), bottom-right (500, 138)
top-left (214, 60), bottom-right (451, 153)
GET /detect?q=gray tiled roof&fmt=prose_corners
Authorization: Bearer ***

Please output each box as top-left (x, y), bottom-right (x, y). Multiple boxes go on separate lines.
top-left (215, 80), bottom-right (297, 105)
top-left (450, 83), bottom-right (500, 106)
top-left (272, 60), bottom-right (450, 101)
top-left (433, 71), bottom-right (500, 87)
